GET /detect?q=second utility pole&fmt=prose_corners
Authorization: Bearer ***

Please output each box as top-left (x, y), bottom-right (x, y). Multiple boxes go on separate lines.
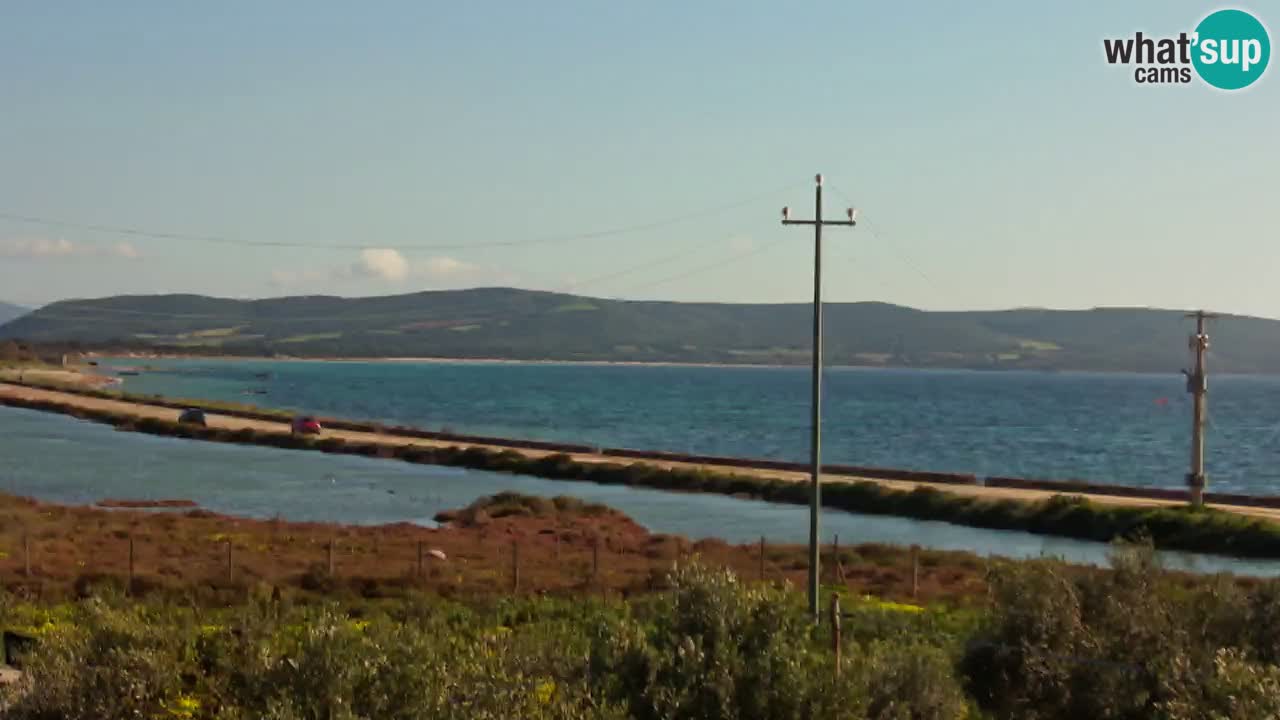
top-left (782, 174), bottom-right (857, 622)
top-left (1185, 310), bottom-right (1217, 506)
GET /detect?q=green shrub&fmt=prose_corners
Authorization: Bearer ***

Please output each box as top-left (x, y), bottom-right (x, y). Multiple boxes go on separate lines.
top-left (961, 542), bottom-right (1280, 720)
top-left (590, 561), bottom-right (863, 720)
top-left (849, 640), bottom-right (971, 720)
top-left (1, 600), bottom-right (190, 720)
top-left (1159, 648), bottom-right (1280, 720)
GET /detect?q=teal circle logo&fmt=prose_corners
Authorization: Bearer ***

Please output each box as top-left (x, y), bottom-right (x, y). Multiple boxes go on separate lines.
top-left (1192, 9), bottom-right (1270, 90)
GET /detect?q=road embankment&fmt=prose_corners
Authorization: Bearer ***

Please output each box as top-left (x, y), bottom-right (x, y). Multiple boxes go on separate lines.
top-left (4, 379), bottom-right (1280, 558)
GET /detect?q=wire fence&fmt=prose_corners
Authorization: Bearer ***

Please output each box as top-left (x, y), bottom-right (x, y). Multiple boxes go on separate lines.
top-left (0, 524), bottom-right (933, 605)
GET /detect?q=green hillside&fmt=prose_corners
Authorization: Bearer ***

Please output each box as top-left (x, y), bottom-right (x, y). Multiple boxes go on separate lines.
top-left (1, 288), bottom-right (1275, 373)
top-left (0, 300), bottom-right (28, 325)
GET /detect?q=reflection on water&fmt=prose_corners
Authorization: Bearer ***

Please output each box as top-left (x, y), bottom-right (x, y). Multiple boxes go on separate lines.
top-left (2, 405), bottom-right (1279, 577)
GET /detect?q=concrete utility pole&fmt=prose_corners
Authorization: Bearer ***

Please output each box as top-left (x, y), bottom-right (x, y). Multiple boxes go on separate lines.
top-left (1184, 310), bottom-right (1217, 506)
top-left (781, 174), bottom-right (857, 622)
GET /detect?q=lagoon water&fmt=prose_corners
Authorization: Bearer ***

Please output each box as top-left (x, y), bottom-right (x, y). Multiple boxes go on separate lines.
top-left (3, 405), bottom-right (1280, 576)
top-left (106, 358), bottom-right (1280, 495)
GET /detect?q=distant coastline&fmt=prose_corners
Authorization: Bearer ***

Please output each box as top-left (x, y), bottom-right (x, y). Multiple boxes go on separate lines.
top-left (83, 351), bottom-right (1210, 379)
top-left (8, 290), bottom-right (1263, 374)
top-left (95, 351), bottom-right (815, 371)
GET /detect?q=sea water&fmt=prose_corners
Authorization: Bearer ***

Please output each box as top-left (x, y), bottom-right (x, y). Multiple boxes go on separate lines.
top-left (3, 404), bottom-right (1279, 576)
top-left (106, 358), bottom-right (1280, 495)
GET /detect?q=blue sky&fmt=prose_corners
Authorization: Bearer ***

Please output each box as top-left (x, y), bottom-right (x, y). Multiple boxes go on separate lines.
top-left (0, 1), bottom-right (1276, 316)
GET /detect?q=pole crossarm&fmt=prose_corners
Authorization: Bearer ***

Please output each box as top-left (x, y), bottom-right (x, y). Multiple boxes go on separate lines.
top-left (782, 219), bottom-right (857, 227)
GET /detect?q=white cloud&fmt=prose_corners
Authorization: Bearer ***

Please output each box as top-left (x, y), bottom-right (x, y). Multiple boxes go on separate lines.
top-left (270, 251), bottom-right (505, 291)
top-left (0, 238), bottom-right (75, 258)
top-left (353, 248), bottom-right (409, 282)
top-left (418, 256), bottom-right (472, 277)
top-left (0, 237), bottom-right (142, 260)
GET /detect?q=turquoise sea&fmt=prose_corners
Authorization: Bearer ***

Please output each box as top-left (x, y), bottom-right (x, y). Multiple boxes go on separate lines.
top-left (106, 358), bottom-right (1280, 495)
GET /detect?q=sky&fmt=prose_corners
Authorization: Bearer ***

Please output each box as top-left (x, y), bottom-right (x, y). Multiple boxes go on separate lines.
top-left (0, 1), bottom-right (1276, 316)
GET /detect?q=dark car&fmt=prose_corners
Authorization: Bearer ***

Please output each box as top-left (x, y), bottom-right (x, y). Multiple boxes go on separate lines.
top-left (291, 416), bottom-right (322, 435)
top-left (177, 409), bottom-right (207, 426)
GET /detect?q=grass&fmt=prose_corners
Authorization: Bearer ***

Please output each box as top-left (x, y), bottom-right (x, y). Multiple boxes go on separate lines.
top-left (187, 326), bottom-right (244, 338)
top-left (4, 388), bottom-right (1280, 559)
top-left (276, 332), bottom-right (343, 344)
top-left (552, 301), bottom-right (599, 312)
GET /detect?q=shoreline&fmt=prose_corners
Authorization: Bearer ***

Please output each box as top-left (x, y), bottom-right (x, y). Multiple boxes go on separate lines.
top-left (0, 488), bottom-right (991, 603)
top-left (88, 351), bottom-right (1207, 377)
top-left (2, 369), bottom-right (1271, 511)
top-left (5, 379), bottom-right (1280, 559)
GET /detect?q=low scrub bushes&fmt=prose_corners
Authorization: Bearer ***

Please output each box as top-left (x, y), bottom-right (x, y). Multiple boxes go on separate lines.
top-left (0, 563), bottom-right (973, 720)
top-left (590, 562), bottom-right (970, 720)
top-left (7, 552), bottom-right (1280, 719)
top-left (961, 543), bottom-right (1280, 719)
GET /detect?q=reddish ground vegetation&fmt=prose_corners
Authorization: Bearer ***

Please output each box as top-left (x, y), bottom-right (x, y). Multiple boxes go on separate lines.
top-left (95, 499), bottom-right (199, 509)
top-left (0, 491), bottom-right (989, 605)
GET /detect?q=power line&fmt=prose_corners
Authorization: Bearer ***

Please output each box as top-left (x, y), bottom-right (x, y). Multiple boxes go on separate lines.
top-left (607, 237), bottom-right (789, 298)
top-left (827, 183), bottom-right (940, 289)
top-left (559, 232), bottom-right (751, 293)
top-left (561, 246), bottom-right (719, 293)
top-left (0, 181), bottom-right (803, 254)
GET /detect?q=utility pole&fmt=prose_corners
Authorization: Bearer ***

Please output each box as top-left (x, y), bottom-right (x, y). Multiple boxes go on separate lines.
top-left (1184, 310), bottom-right (1217, 506)
top-left (782, 174), bottom-right (857, 622)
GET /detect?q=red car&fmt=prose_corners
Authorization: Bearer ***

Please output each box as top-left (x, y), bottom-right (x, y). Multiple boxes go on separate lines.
top-left (290, 416), bottom-right (322, 435)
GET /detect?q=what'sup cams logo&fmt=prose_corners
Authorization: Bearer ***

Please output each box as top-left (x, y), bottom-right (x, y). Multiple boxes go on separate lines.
top-left (1104, 8), bottom-right (1270, 89)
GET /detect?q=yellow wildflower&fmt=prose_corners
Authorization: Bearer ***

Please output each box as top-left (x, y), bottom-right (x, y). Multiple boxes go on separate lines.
top-left (163, 694), bottom-right (200, 719)
top-left (861, 595), bottom-right (924, 613)
top-left (534, 680), bottom-right (556, 705)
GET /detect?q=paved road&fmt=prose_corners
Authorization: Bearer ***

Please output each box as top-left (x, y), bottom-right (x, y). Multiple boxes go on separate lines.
top-left (3, 380), bottom-right (1279, 522)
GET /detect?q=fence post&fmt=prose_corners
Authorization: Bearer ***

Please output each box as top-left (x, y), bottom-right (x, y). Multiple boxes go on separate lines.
top-left (512, 540), bottom-right (520, 593)
top-left (128, 534), bottom-right (135, 595)
top-left (226, 539), bottom-right (234, 584)
top-left (910, 544), bottom-right (920, 600)
top-left (833, 533), bottom-right (840, 581)
top-left (23, 531), bottom-right (30, 577)
top-left (416, 540), bottom-right (424, 580)
top-left (592, 535), bottom-right (600, 586)
top-left (830, 593), bottom-right (842, 677)
top-left (327, 539), bottom-right (335, 577)
top-left (758, 536), bottom-right (766, 582)
top-left (554, 533), bottom-right (560, 562)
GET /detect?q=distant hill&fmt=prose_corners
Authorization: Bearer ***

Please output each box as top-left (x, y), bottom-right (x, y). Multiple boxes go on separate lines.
top-left (0, 301), bottom-right (28, 325)
top-left (1, 288), bottom-right (1276, 373)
